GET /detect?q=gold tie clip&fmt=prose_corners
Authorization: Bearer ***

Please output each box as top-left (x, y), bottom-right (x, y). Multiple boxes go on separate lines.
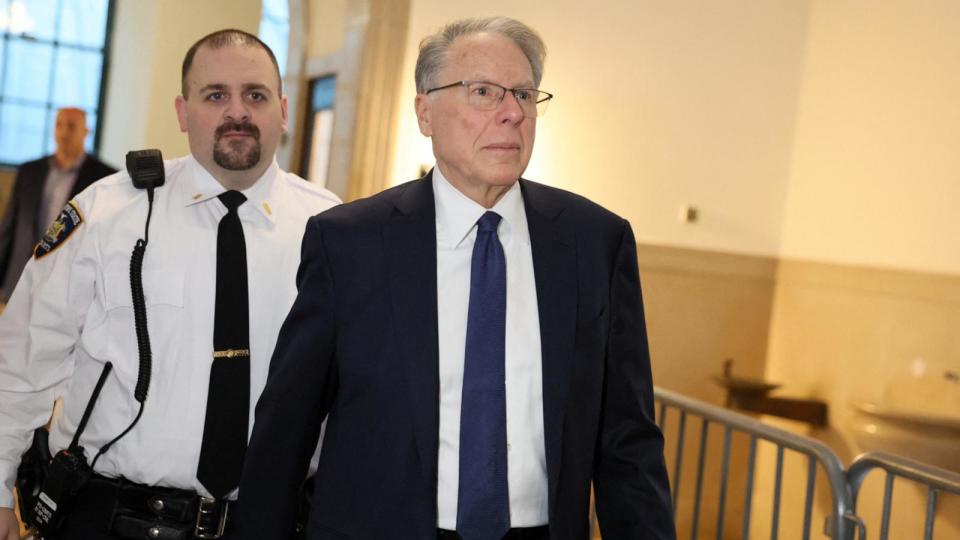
top-left (212, 348), bottom-right (250, 359)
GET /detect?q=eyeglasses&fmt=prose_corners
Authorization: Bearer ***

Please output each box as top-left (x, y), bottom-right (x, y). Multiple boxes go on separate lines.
top-left (424, 80), bottom-right (554, 118)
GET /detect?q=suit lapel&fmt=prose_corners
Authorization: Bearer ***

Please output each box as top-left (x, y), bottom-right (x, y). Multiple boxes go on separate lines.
top-left (383, 175), bottom-right (440, 490)
top-left (521, 180), bottom-right (577, 509)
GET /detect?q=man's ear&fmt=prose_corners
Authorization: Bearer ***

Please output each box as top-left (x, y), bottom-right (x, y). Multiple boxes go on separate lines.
top-left (174, 95), bottom-right (188, 133)
top-left (414, 94), bottom-right (433, 137)
top-left (280, 94), bottom-right (289, 133)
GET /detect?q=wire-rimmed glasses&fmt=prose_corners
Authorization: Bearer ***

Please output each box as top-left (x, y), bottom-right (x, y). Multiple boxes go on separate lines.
top-left (424, 80), bottom-right (554, 118)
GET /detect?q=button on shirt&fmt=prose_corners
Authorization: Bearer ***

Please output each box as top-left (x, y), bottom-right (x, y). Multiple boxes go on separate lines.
top-left (0, 155), bottom-right (340, 507)
top-left (433, 167), bottom-right (548, 529)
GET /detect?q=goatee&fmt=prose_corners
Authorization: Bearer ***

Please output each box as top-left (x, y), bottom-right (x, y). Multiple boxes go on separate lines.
top-left (213, 121), bottom-right (261, 171)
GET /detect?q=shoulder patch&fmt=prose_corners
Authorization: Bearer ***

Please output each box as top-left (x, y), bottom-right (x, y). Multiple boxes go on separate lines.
top-left (34, 201), bottom-right (84, 259)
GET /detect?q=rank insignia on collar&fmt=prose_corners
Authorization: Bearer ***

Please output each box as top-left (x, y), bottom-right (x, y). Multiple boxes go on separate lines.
top-left (34, 201), bottom-right (84, 259)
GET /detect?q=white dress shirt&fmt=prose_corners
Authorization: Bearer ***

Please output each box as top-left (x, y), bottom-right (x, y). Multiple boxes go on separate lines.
top-left (433, 167), bottom-right (548, 528)
top-left (0, 155), bottom-right (339, 507)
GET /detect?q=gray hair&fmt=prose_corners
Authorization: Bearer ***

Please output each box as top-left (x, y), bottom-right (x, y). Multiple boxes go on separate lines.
top-left (414, 16), bottom-right (546, 94)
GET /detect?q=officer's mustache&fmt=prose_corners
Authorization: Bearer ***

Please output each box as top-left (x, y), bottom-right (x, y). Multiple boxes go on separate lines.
top-left (215, 121), bottom-right (260, 141)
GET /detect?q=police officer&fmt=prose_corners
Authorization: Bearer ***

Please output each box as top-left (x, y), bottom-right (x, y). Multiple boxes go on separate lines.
top-left (0, 29), bottom-right (339, 540)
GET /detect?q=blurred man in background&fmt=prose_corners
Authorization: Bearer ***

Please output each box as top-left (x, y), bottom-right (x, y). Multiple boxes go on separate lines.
top-left (0, 107), bottom-right (116, 305)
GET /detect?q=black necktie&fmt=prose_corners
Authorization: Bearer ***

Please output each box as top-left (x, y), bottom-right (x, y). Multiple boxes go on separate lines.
top-left (457, 211), bottom-right (510, 540)
top-left (197, 190), bottom-right (250, 499)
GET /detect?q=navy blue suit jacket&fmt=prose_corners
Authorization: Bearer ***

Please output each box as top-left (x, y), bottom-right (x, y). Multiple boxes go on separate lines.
top-left (237, 174), bottom-right (674, 539)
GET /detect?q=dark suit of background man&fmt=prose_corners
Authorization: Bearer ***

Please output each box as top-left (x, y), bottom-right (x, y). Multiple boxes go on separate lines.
top-left (237, 15), bottom-right (675, 540)
top-left (0, 107), bottom-right (116, 304)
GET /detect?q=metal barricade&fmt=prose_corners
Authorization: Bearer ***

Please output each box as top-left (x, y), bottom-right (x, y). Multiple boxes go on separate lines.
top-left (587, 388), bottom-right (960, 539)
top-left (847, 451), bottom-right (960, 540)
top-left (654, 387), bottom-right (856, 540)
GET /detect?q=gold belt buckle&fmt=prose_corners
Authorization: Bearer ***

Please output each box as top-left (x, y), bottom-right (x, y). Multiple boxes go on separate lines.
top-left (194, 496), bottom-right (228, 539)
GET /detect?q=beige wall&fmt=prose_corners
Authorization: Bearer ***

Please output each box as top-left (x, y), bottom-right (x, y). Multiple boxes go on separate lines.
top-left (632, 245), bottom-right (960, 540)
top-left (648, 249), bottom-right (960, 539)
top-left (99, 0), bottom-right (263, 166)
top-left (781, 0), bottom-right (960, 275)
top-left (392, 0), bottom-right (811, 258)
top-left (639, 245), bottom-right (777, 402)
top-left (765, 3), bottom-right (960, 536)
top-left (763, 258), bottom-right (960, 538)
top-left (307, 0), bottom-right (346, 58)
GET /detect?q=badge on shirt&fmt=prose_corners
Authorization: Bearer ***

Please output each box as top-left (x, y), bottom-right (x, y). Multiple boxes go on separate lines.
top-left (34, 201), bottom-right (84, 259)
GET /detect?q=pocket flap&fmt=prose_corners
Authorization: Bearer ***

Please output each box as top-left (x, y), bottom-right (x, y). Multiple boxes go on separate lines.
top-left (104, 268), bottom-right (185, 309)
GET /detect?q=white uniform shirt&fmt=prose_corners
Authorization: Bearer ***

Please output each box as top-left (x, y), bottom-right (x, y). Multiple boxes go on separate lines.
top-left (0, 155), bottom-right (339, 507)
top-left (433, 167), bottom-right (548, 528)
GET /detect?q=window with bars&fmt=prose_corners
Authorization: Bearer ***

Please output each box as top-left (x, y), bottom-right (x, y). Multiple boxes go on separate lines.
top-left (0, 0), bottom-right (113, 167)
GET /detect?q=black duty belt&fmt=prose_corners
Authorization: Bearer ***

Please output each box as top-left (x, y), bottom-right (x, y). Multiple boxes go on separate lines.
top-left (79, 474), bottom-right (233, 539)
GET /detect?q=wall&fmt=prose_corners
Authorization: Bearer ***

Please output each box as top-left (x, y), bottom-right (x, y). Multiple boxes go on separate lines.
top-left (760, 259), bottom-right (960, 539)
top-left (766, 2), bottom-right (960, 537)
top-left (780, 0), bottom-right (960, 276)
top-left (307, 0), bottom-right (346, 58)
top-left (99, 0), bottom-right (262, 166)
top-left (639, 245), bottom-right (776, 402)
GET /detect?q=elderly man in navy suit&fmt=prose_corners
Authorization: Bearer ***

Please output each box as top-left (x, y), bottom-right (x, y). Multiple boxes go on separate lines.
top-left (237, 16), bottom-right (674, 540)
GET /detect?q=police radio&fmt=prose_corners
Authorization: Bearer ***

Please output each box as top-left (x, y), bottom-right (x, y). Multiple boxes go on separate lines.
top-left (127, 149), bottom-right (165, 192)
top-left (28, 363), bottom-right (112, 535)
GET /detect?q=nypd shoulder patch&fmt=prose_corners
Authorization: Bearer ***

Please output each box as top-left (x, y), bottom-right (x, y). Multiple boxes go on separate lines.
top-left (34, 201), bottom-right (84, 259)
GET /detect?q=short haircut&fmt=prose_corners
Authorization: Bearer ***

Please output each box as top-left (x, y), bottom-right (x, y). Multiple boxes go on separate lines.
top-left (415, 16), bottom-right (546, 94)
top-left (181, 28), bottom-right (282, 98)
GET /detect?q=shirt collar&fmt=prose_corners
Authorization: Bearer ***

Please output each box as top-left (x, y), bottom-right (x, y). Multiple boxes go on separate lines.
top-left (432, 165), bottom-right (526, 248)
top-left (181, 156), bottom-right (279, 225)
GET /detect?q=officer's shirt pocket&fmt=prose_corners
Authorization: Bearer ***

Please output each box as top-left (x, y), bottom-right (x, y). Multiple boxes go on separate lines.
top-left (103, 268), bottom-right (185, 309)
top-left (99, 267), bottom-right (186, 386)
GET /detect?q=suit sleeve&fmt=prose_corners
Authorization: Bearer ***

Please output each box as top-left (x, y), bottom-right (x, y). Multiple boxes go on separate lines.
top-left (594, 220), bottom-right (676, 539)
top-left (236, 216), bottom-right (338, 539)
